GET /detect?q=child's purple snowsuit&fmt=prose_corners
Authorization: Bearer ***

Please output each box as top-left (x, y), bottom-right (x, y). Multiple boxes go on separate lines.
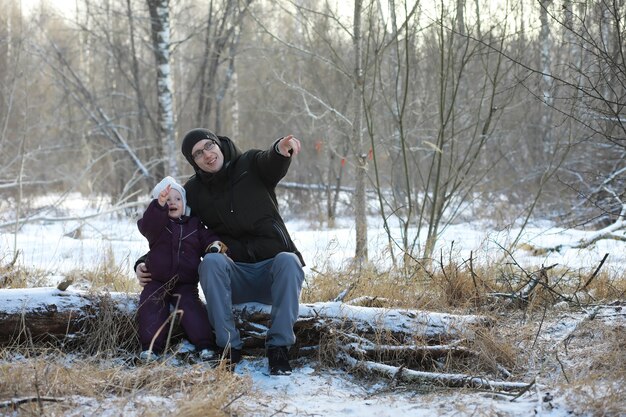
top-left (137, 199), bottom-right (220, 353)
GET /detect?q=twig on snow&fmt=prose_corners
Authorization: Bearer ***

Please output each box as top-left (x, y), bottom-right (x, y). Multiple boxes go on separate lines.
top-left (582, 253), bottom-right (609, 290)
top-left (0, 397), bottom-right (65, 410)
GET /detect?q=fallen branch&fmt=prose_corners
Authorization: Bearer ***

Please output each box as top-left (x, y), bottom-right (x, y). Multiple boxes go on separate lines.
top-left (335, 330), bottom-right (478, 360)
top-left (572, 225), bottom-right (626, 249)
top-left (517, 264), bottom-right (555, 300)
top-left (533, 203), bottom-right (626, 252)
top-left (489, 264), bottom-right (558, 307)
top-left (337, 352), bottom-right (530, 392)
top-left (344, 296), bottom-right (389, 307)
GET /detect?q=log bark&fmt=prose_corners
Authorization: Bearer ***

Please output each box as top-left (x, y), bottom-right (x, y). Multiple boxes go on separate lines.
top-left (0, 287), bottom-right (95, 345)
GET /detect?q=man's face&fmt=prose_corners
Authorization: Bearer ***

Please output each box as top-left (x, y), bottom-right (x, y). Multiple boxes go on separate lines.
top-left (191, 139), bottom-right (224, 173)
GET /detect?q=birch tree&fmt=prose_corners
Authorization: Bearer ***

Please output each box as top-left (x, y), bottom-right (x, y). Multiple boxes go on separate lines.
top-left (147, 0), bottom-right (177, 178)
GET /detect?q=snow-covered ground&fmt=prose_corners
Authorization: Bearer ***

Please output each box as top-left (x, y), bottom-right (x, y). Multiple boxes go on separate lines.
top-left (2, 193), bottom-right (625, 280)
top-left (1, 194), bottom-right (624, 416)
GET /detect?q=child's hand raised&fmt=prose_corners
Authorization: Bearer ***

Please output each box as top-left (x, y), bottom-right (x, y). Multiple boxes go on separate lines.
top-left (157, 184), bottom-right (171, 206)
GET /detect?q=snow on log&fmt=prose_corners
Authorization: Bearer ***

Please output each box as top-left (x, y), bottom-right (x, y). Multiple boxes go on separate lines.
top-left (0, 287), bottom-right (135, 346)
top-left (237, 301), bottom-right (492, 345)
top-left (0, 288), bottom-right (493, 350)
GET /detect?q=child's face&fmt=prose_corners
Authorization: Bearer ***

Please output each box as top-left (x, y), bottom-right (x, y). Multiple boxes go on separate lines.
top-left (165, 189), bottom-right (184, 219)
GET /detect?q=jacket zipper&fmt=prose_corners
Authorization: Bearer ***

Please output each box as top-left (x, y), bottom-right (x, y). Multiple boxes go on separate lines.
top-left (176, 223), bottom-right (183, 269)
top-left (272, 222), bottom-right (289, 248)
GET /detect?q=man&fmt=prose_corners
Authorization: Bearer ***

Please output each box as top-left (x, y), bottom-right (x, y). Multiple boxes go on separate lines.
top-left (136, 128), bottom-right (305, 375)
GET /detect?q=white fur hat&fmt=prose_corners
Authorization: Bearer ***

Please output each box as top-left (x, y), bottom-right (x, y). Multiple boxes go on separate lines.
top-left (151, 176), bottom-right (190, 216)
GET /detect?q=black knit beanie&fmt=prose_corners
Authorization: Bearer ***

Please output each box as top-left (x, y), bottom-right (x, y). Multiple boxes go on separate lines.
top-left (181, 128), bottom-right (220, 166)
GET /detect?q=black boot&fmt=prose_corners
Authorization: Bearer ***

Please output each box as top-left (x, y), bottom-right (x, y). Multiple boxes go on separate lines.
top-left (267, 346), bottom-right (292, 375)
top-left (218, 346), bottom-right (242, 371)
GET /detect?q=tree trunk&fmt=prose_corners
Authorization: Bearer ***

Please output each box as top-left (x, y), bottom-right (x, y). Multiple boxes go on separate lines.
top-left (126, 0), bottom-right (150, 142)
top-left (195, 0), bottom-right (251, 128)
top-left (352, 0), bottom-right (368, 266)
top-left (456, 0), bottom-right (465, 36)
top-left (539, 0), bottom-right (554, 158)
top-left (147, 0), bottom-right (177, 178)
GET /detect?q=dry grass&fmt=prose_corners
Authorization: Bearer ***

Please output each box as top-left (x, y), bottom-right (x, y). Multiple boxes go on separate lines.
top-left (66, 246), bottom-right (139, 293)
top-left (0, 246), bottom-right (138, 292)
top-left (78, 291), bottom-right (141, 355)
top-left (0, 351), bottom-right (250, 416)
top-left (563, 319), bottom-right (625, 379)
top-left (305, 255), bottom-right (626, 313)
top-left (302, 264), bottom-right (427, 308)
top-left (0, 256), bottom-right (49, 288)
top-left (305, 254), bottom-right (625, 403)
top-left (460, 326), bottom-right (518, 373)
top-left (578, 271), bottom-right (626, 301)
top-left (0, 271), bottom-right (252, 415)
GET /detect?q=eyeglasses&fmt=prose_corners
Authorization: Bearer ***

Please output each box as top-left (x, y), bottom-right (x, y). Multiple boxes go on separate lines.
top-left (192, 140), bottom-right (217, 161)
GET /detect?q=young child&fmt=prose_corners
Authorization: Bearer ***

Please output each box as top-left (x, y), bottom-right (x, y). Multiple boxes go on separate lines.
top-left (136, 176), bottom-right (223, 362)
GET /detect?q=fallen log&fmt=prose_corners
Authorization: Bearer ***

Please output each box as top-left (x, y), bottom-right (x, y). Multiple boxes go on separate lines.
top-left (0, 287), bottom-right (492, 352)
top-left (0, 287), bottom-right (95, 346)
top-left (0, 287), bottom-right (518, 391)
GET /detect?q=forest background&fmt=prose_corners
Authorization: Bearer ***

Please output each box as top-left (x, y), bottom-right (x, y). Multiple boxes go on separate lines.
top-left (1, 2), bottom-right (625, 415)
top-left (1, 0), bottom-right (625, 266)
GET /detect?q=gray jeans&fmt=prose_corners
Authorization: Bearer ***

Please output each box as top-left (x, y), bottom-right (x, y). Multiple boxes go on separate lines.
top-left (198, 252), bottom-right (304, 350)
